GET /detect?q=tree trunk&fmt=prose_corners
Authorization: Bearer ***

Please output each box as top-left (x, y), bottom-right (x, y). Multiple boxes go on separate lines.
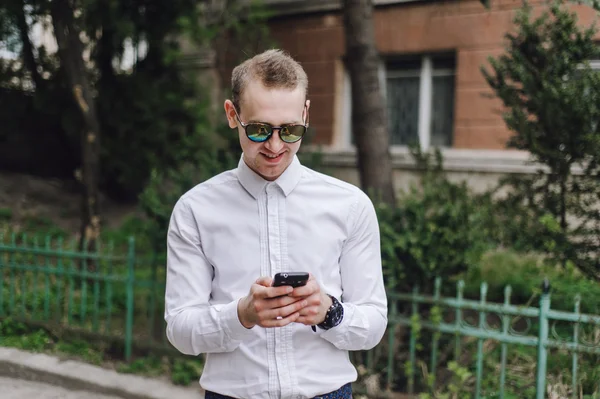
top-left (14, 0), bottom-right (43, 90)
top-left (342, 0), bottom-right (395, 206)
top-left (50, 0), bottom-right (101, 264)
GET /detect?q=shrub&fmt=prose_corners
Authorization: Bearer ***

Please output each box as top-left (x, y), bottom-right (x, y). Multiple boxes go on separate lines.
top-left (378, 148), bottom-right (492, 294)
top-left (463, 248), bottom-right (600, 314)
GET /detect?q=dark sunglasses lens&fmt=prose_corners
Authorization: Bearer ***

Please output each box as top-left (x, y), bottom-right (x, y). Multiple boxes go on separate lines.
top-left (280, 126), bottom-right (305, 143)
top-left (246, 124), bottom-right (271, 142)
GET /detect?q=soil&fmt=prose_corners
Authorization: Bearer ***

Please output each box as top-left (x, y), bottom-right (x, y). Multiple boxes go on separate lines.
top-left (0, 171), bottom-right (137, 234)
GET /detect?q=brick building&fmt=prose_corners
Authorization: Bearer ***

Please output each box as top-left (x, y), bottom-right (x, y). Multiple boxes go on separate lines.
top-left (229, 0), bottom-right (597, 192)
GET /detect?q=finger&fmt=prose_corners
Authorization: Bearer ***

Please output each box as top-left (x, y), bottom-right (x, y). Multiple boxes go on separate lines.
top-left (295, 314), bottom-right (320, 325)
top-left (260, 311), bottom-right (300, 328)
top-left (255, 276), bottom-right (273, 287)
top-left (254, 295), bottom-right (304, 313)
top-left (290, 279), bottom-right (319, 297)
top-left (266, 295), bottom-right (307, 309)
top-left (297, 305), bottom-right (320, 317)
top-left (266, 285), bottom-right (296, 298)
top-left (260, 299), bottom-right (307, 320)
top-left (254, 285), bottom-right (293, 299)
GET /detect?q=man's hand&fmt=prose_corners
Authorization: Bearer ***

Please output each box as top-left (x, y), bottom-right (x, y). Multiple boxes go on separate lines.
top-left (237, 276), bottom-right (308, 329)
top-left (288, 274), bottom-right (332, 327)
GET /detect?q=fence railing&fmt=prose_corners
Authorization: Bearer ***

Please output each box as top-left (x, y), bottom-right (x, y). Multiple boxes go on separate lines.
top-left (0, 233), bottom-right (168, 361)
top-left (355, 277), bottom-right (600, 398)
top-left (2, 233), bottom-right (600, 397)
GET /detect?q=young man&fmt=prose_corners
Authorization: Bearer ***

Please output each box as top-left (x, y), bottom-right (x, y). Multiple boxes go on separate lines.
top-left (164, 49), bottom-right (387, 399)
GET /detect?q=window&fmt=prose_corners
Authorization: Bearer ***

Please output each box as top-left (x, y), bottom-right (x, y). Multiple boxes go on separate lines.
top-left (384, 54), bottom-right (456, 150)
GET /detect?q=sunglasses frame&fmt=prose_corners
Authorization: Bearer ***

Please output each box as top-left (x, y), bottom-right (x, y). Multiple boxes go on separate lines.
top-left (233, 105), bottom-right (310, 144)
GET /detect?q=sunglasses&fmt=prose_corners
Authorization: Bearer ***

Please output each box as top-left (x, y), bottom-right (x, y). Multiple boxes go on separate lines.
top-left (234, 107), bottom-right (309, 144)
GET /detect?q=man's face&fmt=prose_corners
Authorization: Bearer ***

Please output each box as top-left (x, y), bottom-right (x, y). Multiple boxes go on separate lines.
top-left (225, 80), bottom-right (309, 181)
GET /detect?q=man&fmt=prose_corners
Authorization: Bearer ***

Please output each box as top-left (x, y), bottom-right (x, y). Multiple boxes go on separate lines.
top-left (164, 49), bottom-right (387, 399)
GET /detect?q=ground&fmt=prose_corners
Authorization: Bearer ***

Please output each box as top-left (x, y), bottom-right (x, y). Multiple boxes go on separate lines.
top-left (1, 376), bottom-right (124, 399)
top-left (0, 171), bottom-right (136, 234)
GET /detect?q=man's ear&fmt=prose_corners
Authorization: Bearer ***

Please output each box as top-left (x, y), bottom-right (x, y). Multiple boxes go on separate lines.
top-left (304, 99), bottom-right (311, 121)
top-left (224, 100), bottom-right (237, 129)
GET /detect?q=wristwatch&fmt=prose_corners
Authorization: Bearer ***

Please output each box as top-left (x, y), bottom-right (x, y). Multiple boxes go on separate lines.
top-left (316, 294), bottom-right (344, 330)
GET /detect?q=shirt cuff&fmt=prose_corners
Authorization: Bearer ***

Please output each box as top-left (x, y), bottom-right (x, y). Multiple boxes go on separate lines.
top-left (219, 298), bottom-right (256, 342)
top-left (318, 302), bottom-right (368, 342)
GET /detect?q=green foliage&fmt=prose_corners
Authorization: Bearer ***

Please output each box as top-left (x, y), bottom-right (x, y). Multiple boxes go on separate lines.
top-left (0, 317), bottom-right (28, 336)
top-left (378, 147), bottom-right (491, 294)
top-left (0, 318), bottom-right (53, 352)
top-left (20, 215), bottom-right (68, 238)
top-left (463, 249), bottom-right (600, 314)
top-left (482, 0), bottom-right (600, 280)
top-left (55, 339), bottom-right (104, 365)
top-left (0, 0), bottom-right (273, 201)
top-left (117, 356), bottom-right (162, 375)
top-left (418, 361), bottom-right (472, 399)
top-left (117, 354), bottom-right (203, 385)
top-left (171, 357), bottom-right (204, 385)
top-left (0, 208), bottom-right (12, 221)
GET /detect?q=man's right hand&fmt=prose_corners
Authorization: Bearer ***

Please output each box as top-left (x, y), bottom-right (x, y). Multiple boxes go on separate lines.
top-left (237, 276), bottom-right (308, 329)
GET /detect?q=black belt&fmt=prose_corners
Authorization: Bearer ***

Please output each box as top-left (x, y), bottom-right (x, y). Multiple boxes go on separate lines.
top-left (205, 383), bottom-right (352, 399)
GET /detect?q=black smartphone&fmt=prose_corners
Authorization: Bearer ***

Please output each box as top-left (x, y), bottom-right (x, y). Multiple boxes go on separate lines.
top-left (272, 272), bottom-right (309, 288)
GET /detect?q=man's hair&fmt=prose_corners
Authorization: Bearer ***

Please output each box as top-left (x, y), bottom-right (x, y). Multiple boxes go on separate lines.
top-left (231, 49), bottom-right (308, 112)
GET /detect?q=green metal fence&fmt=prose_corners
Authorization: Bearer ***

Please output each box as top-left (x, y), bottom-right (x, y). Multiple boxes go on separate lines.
top-left (354, 277), bottom-right (600, 398)
top-left (0, 233), bottom-right (168, 361)
top-left (2, 233), bottom-right (600, 397)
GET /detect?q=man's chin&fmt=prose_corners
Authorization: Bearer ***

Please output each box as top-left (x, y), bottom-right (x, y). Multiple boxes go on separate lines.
top-left (257, 163), bottom-right (288, 181)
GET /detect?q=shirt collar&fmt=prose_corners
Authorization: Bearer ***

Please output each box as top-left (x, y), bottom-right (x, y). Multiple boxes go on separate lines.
top-left (237, 154), bottom-right (303, 199)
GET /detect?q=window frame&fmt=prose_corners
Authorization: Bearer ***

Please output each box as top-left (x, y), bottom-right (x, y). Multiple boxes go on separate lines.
top-left (340, 53), bottom-right (457, 151)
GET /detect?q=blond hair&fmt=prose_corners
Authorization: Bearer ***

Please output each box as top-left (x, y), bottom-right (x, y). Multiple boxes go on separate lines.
top-left (231, 49), bottom-right (308, 112)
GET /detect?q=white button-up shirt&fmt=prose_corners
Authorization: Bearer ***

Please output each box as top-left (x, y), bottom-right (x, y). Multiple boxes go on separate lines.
top-left (164, 155), bottom-right (388, 399)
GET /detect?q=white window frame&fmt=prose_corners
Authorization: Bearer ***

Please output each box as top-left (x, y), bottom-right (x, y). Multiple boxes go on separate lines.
top-left (339, 55), bottom-right (455, 152)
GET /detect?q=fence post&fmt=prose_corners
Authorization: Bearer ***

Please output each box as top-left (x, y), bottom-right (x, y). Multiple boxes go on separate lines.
top-left (535, 278), bottom-right (551, 399)
top-left (124, 236), bottom-right (135, 361)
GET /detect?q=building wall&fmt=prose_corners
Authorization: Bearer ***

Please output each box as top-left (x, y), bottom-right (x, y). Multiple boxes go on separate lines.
top-left (267, 0), bottom-right (598, 150)
top-left (256, 0), bottom-right (599, 193)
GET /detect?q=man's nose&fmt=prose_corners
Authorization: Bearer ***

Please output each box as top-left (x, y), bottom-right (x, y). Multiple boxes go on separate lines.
top-left (265, 128), bottom-right (285, 152)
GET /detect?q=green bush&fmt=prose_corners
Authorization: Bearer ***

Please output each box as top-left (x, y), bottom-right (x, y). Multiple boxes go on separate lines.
top-left (170, 357), bottom-right (204, 386)
top-left (0, 208), bottom-right (12, 221)
top-left (463, 249), bottom-right (600, 314)
top-left (378, 148), bottom-right (492, 294)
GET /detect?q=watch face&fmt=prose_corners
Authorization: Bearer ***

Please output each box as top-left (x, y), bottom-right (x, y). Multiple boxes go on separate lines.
top-left (330, 307), bottom-right (343, 326)
top-left (328, 300), bottom-right (344, 327)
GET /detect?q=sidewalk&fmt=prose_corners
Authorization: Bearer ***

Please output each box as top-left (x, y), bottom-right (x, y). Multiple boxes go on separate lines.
top-left (0, 347), bottom-right (204, 399)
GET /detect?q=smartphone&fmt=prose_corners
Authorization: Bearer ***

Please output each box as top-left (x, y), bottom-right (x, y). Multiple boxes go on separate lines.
top-left (272, 272), bottom-right (309, 288)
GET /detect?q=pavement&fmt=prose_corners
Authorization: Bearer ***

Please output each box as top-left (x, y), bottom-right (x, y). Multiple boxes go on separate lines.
top-left (1, 376), bottom-right (124, 399)
top-left (0, 347), bottom-right (204, 399)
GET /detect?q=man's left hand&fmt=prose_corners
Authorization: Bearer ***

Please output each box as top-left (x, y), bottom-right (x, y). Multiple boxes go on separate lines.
top-left (287, 274), bottom-right (332, 327)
